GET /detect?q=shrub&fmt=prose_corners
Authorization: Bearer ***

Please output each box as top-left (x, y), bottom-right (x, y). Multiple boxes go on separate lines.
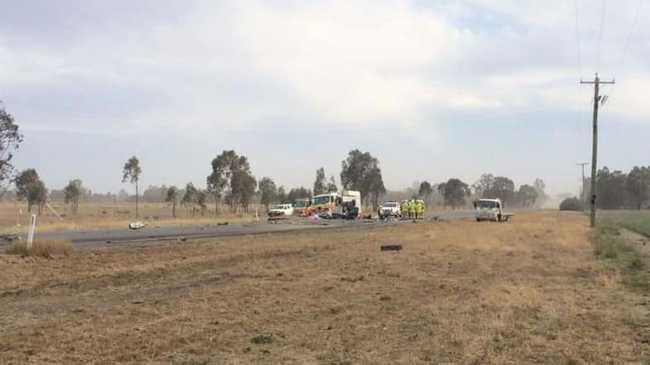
top-left (559, 197), bottom-right (584, 211)
top-left (6, 240), bottom-right (72, 258)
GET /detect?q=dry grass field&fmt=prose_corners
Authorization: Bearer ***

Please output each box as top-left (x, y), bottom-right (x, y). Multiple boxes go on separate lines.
top-left (0, 202), bottom-right (256, 234)
top-left (1, 211), bottom-right (649, 364)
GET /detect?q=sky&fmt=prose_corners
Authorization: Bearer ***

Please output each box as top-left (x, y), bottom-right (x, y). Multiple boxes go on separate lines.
top-left (1, 0), bottom-right (649, 196)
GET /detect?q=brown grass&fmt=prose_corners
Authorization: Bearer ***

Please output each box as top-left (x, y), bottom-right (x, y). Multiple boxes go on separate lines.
top-left (0, 202), bottom-right (257, 234)
top-left (5, 240), bottom-right (72, 258)
top-left (0, 212), bottom-right (648, 364)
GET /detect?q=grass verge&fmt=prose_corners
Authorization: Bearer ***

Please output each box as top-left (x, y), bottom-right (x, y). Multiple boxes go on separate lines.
top-left (600, 210), bottom-right (650, 237)
top-left (593, 222), bottom-right (650, 292)
top-left (6, 240), bottom-right (72, 258)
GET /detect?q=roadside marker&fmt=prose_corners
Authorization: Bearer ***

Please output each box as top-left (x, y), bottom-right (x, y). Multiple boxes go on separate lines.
top-left (27, 214), bottom-right (36, 249)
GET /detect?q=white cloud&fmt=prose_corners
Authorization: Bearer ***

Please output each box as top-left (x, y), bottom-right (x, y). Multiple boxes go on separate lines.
top-left (2, 0), bottom-right (650, 194)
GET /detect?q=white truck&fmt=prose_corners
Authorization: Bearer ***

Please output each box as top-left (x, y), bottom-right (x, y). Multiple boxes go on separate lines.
top-left (378, 201), bottom-right (401, 219)
top-left (474, 198), bottom-right (513, 222)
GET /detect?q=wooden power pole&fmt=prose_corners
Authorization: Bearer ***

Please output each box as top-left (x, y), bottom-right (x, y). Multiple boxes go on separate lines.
top-left (580, 73), bottom-right (614, 227)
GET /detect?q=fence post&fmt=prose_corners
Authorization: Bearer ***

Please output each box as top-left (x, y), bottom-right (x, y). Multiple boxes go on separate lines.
top-left (27, 214), bottom-right (37, 249)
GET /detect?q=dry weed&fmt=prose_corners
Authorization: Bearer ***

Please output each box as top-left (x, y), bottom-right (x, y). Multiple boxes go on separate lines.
top-left (6, 240), bottom-right (72, 258)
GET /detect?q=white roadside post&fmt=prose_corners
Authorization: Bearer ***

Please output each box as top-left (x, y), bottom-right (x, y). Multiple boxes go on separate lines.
top-left (27, 214), bottom-right (37, 250)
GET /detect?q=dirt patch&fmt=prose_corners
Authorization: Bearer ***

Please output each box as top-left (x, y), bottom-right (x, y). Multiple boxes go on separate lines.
top-left (0, 212), bottom-right (648, 363)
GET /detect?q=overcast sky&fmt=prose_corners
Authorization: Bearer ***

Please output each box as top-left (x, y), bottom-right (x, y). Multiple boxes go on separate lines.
top-left (1, 0), bottom-right (649, 196)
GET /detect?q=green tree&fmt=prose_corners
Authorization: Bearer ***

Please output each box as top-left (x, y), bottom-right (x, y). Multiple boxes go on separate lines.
top-left (15, 169), bottom-right (47, 213)
top-left (181, 182), bottom-right (198, 215)
top-left (287, 187), bottom-right (311, 203)
top-left (277, 186), bottom-right (287, 203)
top-left (165, 186), bottom-right (179, 218)
top-left (473, 173), bottom-right (495, 197)
top-left (207, 151), bottom-right (235, 214)
top-left (418, 181), bottom-right (433, 204)
top-left (63, 179), bottom-right (83, 214)
top-left (596, 167), bottom-right (627, 209)
top-left (122, 156), bottom-right (142, 218)
top-left (366, 167), bottom-right (385, 209)
top-left (516, 184), bottom-right (538, 207)
top-left (533, 178), bottom-right (547, 204)
top-left (208, 150), bottom-right (255, 213)
top-left (486, 176), bottom-right (515, 205)
top-left (560, 197), bottom-right (584, 211)
top-left (340, 149), bottom-right (385, 207)
top-left (327, 175), bottom-right (338, 193)
top-left (0, 104), bottom-right (23, 184)
top-left (313, 168), bottom-right (327, 195)
top-left (438, 178), bottom-right (470, 209)
top-left (626, 166), bottom-right (650, 209)
top-left (196, 189), bottom-right (208, 215)
top-left (258, 177), bottom-right (278, 209)
top-left (232, 170), bottom-right (256, 212)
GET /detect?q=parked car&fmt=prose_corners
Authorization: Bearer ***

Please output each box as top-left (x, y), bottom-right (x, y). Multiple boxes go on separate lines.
top-left (378, 201), bottom-right (401, 219)
top-left (268, 203), bottom-right (294, 217)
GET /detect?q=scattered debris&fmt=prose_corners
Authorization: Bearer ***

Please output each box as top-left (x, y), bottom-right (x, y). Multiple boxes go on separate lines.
top-left (217, 222), bottom-right (229, 226)
top-left (128, 222), bottom-right (145, 230)
top-left (379, 295), bottom-right (391, 301)
top-left (381, 244), bottom-right (402, 252)
top-left (0, 234), bottom-right (20, 243)
top-left (340, 275), bottom-right (364, 283)
top-left (177, 237), bottom-right (187, 242)
top-left (251, 334), bottom-right (274, 345)
top-left (131, 300), bottom-right (145, 305)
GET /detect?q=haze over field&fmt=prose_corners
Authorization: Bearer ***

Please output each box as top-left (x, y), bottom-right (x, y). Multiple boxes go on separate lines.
top-left (1, 0), bottom-right (649, 195)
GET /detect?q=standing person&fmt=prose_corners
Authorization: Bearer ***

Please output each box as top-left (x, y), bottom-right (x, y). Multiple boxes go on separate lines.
top-left (408, 199), bottom-right (416, 220)
top-left (400, 200), bottom-right (407, 219)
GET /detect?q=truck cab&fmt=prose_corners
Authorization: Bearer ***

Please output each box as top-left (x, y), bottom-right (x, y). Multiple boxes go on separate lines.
top-left (293, 198), bottom-right (311, 215)
top-left (474, 198), bottom-right (504, 222)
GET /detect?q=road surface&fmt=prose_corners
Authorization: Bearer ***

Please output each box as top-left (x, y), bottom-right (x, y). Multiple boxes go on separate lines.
top-left (1, 210), bottom-right (479, 250)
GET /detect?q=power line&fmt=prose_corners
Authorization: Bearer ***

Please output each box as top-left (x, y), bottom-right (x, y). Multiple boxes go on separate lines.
top-left (607, 0), bottom-right (643, 99)
top-left (573, 0), bottom-right (583, 76)
top-left (596, 0), bottom-right (607, 72)
top-left (618, 0), bottom-right (643, 70)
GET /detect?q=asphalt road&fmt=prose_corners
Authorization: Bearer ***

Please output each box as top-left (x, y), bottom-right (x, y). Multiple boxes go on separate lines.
top-left (2, 210), bottom-right (479, 250)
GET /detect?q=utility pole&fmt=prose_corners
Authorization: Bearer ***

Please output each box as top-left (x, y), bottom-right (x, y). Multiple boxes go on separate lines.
top-left (580, 73), bottom-right (615, 227)
top-left (577, 162), bottom-right (589, 205)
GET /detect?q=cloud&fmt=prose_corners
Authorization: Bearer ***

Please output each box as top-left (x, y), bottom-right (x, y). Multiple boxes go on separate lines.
top-left (1, 0), bottom-right (649, 194)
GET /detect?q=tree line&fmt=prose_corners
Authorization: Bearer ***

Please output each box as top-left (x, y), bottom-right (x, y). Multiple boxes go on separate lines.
top-left (581, 166), bottom-right (650, 209)
top-left (8, 101), bottom-right (639, 218)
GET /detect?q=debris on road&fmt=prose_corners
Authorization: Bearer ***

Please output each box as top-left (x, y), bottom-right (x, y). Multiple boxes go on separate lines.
top-left (128, 222), bottom-right (146, 230)
top-left (251, 334), bottom-right (274, 345)
top-left (380, 244), bottom-right (402, 252)
top-left (340, 275), bottom-right (365, 283)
